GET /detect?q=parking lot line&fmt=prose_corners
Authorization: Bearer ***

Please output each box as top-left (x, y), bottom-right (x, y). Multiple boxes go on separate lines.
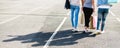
top-left (43, 17), bottom-right (67, 48)
top-left (0, 16), bottom-right (21, 25)
top-left (0, 7), bottom-right (46, 25)
top-left (109, 10), bottom-right (116, 16)
top-left (110, 10), bottom-right (120, 22)
top-left (116, 18), bottom-right (120, 22)
top-left (67, 11), bottom-right (70, 15)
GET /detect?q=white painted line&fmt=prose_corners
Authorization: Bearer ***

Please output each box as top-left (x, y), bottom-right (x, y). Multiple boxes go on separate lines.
top-left (67, 11), bottom-right (70, 16)
top-left (116, 18), bottom-right (120, 22)
top-left (0, 16), bottom-right (21, 25)
top-left (0, 7), bottom-right (44, 25)
top-left (110, 10), bottom-right (120, 22)
top-left (109, 10), bottom-right (116, 16)
top-left (43, 17), bottom-right (67, 48)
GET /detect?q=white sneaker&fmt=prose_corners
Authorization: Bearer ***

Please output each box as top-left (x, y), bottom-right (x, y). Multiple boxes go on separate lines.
top-left (84, 29), bottom-right (88, 32)
top-left (84, 27), bottom-right (88, 32)
top-left (96, 30), bottom-right (101, 32)
top-left (101, 31), bottom-right (105, 33)
top-left (94, 30), bottom-right (105, 35)
top-left (93, 30), bottom-right (101, 35)
top-left (72, 28), bottom-right (78, 32)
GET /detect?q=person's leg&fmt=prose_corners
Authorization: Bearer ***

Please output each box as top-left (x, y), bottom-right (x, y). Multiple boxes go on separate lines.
top-left (83, 7), bottom-right (88, 28)
top-left (94, 8), bottom-right (104, 35)
top-left (83, 7), bottom-right (93, 28)
top-left (70, 5), bottom-right (75, 28)
top-left (87, 8), bottom-right (93, 27)
top-left (101, 9), bottom-right (109, 31)
top-left (74, 6), bottom-right (80, 29)
top-left (97, 8), bottom-right (103, 30)
top-left (83, 7), bottom-right (89, 32)
top-left (83, 7), bottom-right (93, 33)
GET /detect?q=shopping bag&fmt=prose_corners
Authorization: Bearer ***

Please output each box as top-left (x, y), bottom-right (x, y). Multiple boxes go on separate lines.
top-left (65, 0), bottom-right (70, 9)
top-left (80, 13), bottom-right (84, 24)
top-left (93, 16), bottom-right (97, 28)
top-left (89, 16), bottom-right (95, 29)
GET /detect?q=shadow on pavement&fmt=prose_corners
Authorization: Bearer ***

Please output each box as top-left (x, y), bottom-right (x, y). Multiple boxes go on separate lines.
top-left (3, 29), bottom-right (95, 47)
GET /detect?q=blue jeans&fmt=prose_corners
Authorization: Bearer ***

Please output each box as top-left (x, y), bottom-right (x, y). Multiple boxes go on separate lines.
top-left (97, 8), bottom-right (109, 31)
top-left (70, 5), bottom-right (80, 29)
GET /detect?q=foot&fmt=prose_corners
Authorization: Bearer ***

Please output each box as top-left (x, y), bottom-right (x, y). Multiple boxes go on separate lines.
top-left (84, 27), bottom-right (88, 33)
top-left (94, 30), bottom-right (105, 35)
top-left (82, 29), bottom-right (88, 34)
top-left (101, 31), bottom-right (105, 33)
top-left (72, 28), bottom-right (78, 32)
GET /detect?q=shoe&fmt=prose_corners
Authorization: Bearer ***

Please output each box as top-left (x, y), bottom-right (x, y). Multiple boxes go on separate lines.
top-left (84, 28), bottom-right (88, 32)
top-left (74, 29), bottom-right (78, 32)
top-left (72, 28), bottom-right (78, 32)
top-left (82, 29), bottom-right (88, 34)
top-left (94, 30), bottom-right (101, 35)
top-left (101, 31), bottom-right (105, 33)
top-left (94, 30), bottom-right (105, 35)
top-left (84, 26), bottom-right (89, 32)
top-left (85, 29), bottom-right (88, 32)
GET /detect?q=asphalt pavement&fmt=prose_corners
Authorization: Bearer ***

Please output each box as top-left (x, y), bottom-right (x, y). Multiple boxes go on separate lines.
top-left (0, 0), bottom-right (120, 48)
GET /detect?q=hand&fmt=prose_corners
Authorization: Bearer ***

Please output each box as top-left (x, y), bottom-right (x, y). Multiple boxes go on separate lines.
top-left (81, 7), bottom-right (84, 12)
top-left (93, 7), bottom-right (95, 12)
